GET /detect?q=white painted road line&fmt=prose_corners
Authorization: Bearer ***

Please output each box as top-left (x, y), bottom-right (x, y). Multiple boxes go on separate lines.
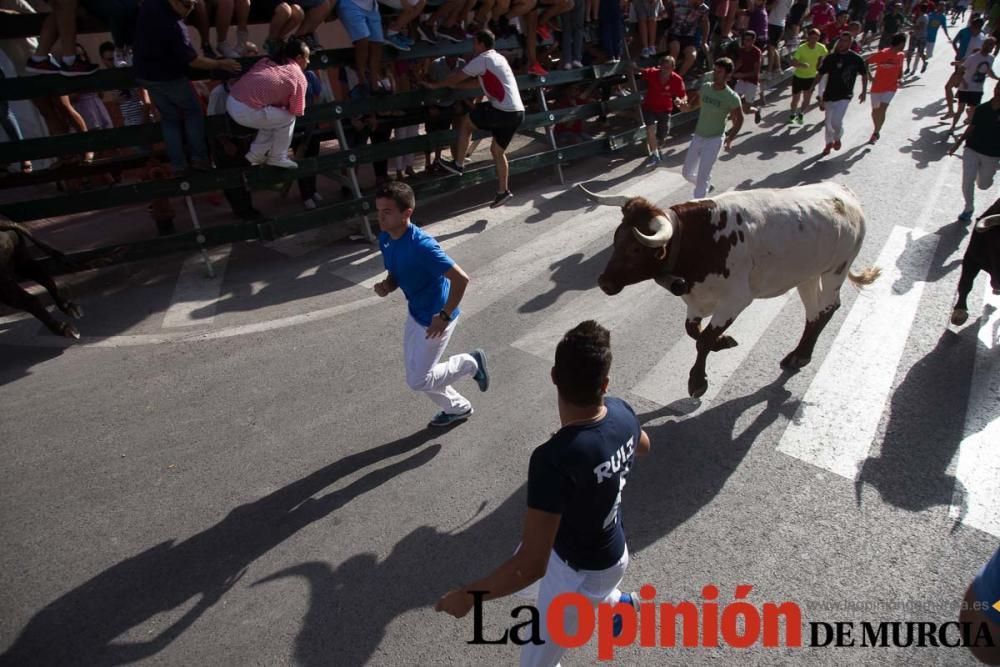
top-left (949, 284), bottom-right (1000, 538)
top-left (465, 172), bottom-right (690, 317)
top-left (511, 282), bottom-right (665, 358)
top-left (630, 293), bottom-right (791, 412)
top-left (162, 246), bottom-right (234, 328)
top-left (777, 226), bottom-right (937, 478)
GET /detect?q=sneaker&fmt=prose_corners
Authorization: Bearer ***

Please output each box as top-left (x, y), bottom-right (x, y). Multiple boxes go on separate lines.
top-left (795, 113), bottom-right (804, 124)
top-left (428, 406), bottom-right (473, 427)
top-left (645, 153), bottom-right (661, 166)
top-left (304, 197), bottom-right (317, 210)
top-left (490, 190), bottom-right (513, 208)
top-left (437, 157), bottom-right (464, 175)
top-left (113, 48), bottom-right (129, 68)
top-left (821, 143), bottom-right (833, 156)
top-left (417, 22), bottom-right (438, 43)
top-left (528, 62), bottom-right (548, 76)
top-left (266, 156), bottom-right (299, 169)
top-left (958, 210), bottom-right (974, 222)
top-left (470, 349), bottom-right (490, 391)
top-left (612, 592), bottom-right (640, 638)
top-left (386, 32), bottom-right (412, 51)
top-left (921, 60), bottom-right (928, 73)
top-left (438, 25), bottom-right (465, 43)
top-left (302, 33), bottom-right (323, 50)
top-left (398, 33), bottom-right (415, 46)
top-left (217, 41), bottom-right (241, 58)
top-left (25, 55), bottom-right (63, 74)
top-left (572, 59), bottom-right (584, 68)
top-left (245, 151), bottom-right (267, 165)
top-left (237, 29), bottom-right (250, 50)
top-left (312, 191), bottom-right (324, 202)
top-left (60, 59), bottom-right (99, 76)
top-left (833, 139), bottom-right (841, 150)
top-left (537, 24), bottom-right (553, 41)
top-left (788, 111), bottom-right (797, 124)
top-left (189, 158), bottom-right (213, 172)
top-left (754, 107), bottom-right (762, 124)
top-left (868, 132), bottom-right (879, 144)
top-left (203, 43), bottom-right (218, 59)
top-left (562, 61), bottom-right (574, 70)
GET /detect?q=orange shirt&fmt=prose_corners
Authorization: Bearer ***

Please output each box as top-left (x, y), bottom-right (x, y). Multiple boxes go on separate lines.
top-left (868, 48), bottom-right (904, 93)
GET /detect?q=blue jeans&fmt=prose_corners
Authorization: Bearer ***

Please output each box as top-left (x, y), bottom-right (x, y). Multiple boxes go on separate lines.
top-left (139, 77), bottom-right (208, 170)
top-left (561, 0), bottom-right (586, 63)
top-left (599, 0), bottom-right (624, 59)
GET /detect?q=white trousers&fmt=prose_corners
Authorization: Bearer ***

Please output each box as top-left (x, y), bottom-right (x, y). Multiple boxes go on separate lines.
top-left (393, 125), bottom-right (418, 171)
top-left (962, 146), bottom-right (1000, 212)
top-left (824, 99), bottom-right (850, 144)
top-left (403, 314), bottom-right (476, 413)
top-left (517, 548), bottom-right (630, 667)
top-left (682, 133), bottom-right (723, 198)
top-left (226, 96), bottom-right (296, 160)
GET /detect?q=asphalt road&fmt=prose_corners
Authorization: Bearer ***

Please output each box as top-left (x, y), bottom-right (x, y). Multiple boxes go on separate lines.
top-left (1, 55), bottom-right (998, 667)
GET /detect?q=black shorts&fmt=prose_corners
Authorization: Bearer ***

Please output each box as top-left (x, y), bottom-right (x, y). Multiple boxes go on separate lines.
top-left (425, 112), bottom-right (453, 134)
top-left (863, 19), bottom-right (878, 33)
top-left (645, 110), bottom-right (672, 140)
top-left (768, 23), bottom-right (784, 47)
top-left (469, 102), bottom-right (524, 150)
top-left (791, 75), bottom-right (815, 93)
top-left (957, 90), bottom-right (983, 106)
top-left (670, 34), bottom-right (699, 51)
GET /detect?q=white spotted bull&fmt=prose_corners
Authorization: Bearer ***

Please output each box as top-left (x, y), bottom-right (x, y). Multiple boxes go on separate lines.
top-left (580, 181), bottom-right (881, 398)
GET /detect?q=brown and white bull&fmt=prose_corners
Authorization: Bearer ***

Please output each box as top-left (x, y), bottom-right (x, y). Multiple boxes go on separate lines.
top-left (580, 181), bottom-right (881, 398)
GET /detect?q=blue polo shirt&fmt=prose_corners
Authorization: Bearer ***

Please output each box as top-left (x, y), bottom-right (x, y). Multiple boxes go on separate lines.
top-left (975, 547), bottom-right (1000, 625)
top-left (379, 223), bottom-right (456, 327)
top-left (132, 0), bottom-right (198, 81)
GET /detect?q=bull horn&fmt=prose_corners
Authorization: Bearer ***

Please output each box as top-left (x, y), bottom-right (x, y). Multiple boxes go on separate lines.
top-left (576, 184), bottom-right (631, 207)
top-left (975, 214), bottom-right (1000, 231)
top-left (632, 214), bottom-right (674, 247)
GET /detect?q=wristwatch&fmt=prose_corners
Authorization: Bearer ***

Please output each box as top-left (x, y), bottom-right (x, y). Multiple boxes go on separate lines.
top-left (438, 309), bottom-right (452, 322)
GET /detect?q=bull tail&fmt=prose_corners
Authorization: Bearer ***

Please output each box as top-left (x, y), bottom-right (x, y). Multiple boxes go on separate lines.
top-left (848, 266), bottom-right (881, 287)
top-left (0, 220), bottom-right (78, 268)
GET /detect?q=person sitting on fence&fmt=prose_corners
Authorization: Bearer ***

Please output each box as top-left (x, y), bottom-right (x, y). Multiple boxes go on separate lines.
top-left (291, 0), bottom-right (337, 49)
top-left (427, 29), bottom-right (525, 209)
top-left (423, 54), bottom-right (468, 171)
top-left (70, 44), bottom-right (114, 132)
top-left (133, 0), bottom-right (243, 174)
top-left (419, 0), bottom-right (477, 44)
top-left (190, 0), bottom-right (252, 57)
top-left (339, 0), bottom-right (387, 97)
top-left (635, 54), bottom-right (688, 164)
top-left (24, 0), bottom-right (98, 75)
top-left (668, 0), bottom-right (712, 76)
top-left (226, 38), bottom-right (310, 169)
top-left (379, 0), bottom-right (427, 50)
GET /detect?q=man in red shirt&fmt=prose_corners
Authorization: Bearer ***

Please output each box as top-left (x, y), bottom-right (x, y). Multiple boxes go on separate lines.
top-left (637, 55), bottom-right (688, 165)
top-left (809, 0), bottom-right (836, 30)
top-left (866, 32), bottom-right (906, 143)
top-left (732, 30), bottom-right (764, 123)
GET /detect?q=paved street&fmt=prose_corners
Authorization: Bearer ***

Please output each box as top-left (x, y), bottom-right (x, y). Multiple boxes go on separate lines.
top-left (1, 57), bottom-right (998, 666)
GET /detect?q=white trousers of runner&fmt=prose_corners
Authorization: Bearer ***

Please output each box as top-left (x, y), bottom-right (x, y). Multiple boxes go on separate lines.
top-left (962, 146), bottom-right (1000, 213)
top-left (403, 314), bottom-right (476, 413)
top-left (682, 133), bottom-right (723, 198)
top-left (517, 547), bottom-right (630, 667)
top-left (226, 96), bottom-right (296, 160)
top-left (824, 99), bottom-right (850, 144)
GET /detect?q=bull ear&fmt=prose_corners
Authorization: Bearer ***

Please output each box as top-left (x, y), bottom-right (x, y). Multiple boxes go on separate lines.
top-left (632, 214), bottom-right (674, 248)
top-left (576, 184), bottom-right (631, 207)
top-left (975, 214), bottom-right (1000, 231)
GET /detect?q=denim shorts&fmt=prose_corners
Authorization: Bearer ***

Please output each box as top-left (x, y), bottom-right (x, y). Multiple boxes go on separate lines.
top-left (338, 0), bottom-right (384, 43)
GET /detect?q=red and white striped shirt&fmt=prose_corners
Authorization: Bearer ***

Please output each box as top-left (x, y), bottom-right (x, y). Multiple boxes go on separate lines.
top-left (229, 58), bottom-right (308, 116)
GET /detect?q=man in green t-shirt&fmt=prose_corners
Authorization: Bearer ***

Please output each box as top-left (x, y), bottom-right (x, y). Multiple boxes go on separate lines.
top-left (680, 57), bottom-right (744, 198)
top-left (789, 28), bottom-right (829, 123)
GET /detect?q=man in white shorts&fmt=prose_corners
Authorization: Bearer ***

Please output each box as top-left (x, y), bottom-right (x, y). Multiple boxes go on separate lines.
top-left (731, 30), bottom-right (765, 123)
top-left (867, 32), bottom-right (906, 142)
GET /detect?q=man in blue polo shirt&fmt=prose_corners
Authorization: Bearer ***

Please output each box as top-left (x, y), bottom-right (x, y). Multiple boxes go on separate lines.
top-left (960, 545), bottom-right (1000, 664)
top-left (436, 320), bottom-right (651, 667)
top-left (373, 181), bottom-right (490, 427)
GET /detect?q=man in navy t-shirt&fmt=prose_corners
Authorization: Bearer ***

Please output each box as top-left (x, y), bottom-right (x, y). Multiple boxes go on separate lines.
top-left (373, 182), bottom-right (490, 427)
top-left (436, 320), bottom-right (651, 666)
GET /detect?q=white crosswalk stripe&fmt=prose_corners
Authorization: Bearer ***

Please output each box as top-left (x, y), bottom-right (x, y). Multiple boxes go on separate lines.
top-left (162, 246), bottom-right (234, 328)
top-left (949, 284), bottom-right (1000, 537)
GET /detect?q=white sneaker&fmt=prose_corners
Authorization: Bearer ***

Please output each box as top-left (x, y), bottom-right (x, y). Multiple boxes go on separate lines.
top-left (245, 151), bottom-right (267, 165)
top-left (562, 62), bottom-right (574, 70)
top-left (304, 197), bottom-right (317, 210)
top-left (217, 42), bottom-right (241, 59)
top-left (572, 59), bottom-right (584, 68)
top-left (266, 156), bottom-right (298, 169)
top-left (237, 29), bottom-right (249, 50)
top-left (311, 191), bottom-right (324, 202)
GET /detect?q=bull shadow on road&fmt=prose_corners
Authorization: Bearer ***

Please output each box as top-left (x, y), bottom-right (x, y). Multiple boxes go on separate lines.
top-left (241, 376), bottom-right (799, 666)
top-left (855, 321), bottom-right (984, 516)
top-left (891, 218), bottom-right (970, 295)
top-left (0, 429), bottom-right (446, 667)
top-left (0, 344), bottom-right (66, 387)
top-left (518, 246), bottom-right (613, 313)
top-left (734, 143), bottom-right (871, 191)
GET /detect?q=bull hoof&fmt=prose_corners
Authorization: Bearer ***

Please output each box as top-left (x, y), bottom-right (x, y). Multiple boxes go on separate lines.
top-left (780, 352), bottom-right (811, 370)
top-left (951, 308), bottom-right (969, 326)
top-left (60, 322), bottom-right (80, 340)
top-left (688, 375), bottom-right (708, 398)
top-left (712, 335), bottom-right (739, 351)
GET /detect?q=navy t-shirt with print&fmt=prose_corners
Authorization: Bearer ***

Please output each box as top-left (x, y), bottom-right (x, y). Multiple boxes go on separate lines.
top-left (527, 397), bottom-right (641, 571)
top-left (379, 223), bottom-right (456, 326)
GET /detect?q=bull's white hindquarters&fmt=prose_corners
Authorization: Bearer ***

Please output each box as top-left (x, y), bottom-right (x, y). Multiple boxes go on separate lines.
top-left (824, 99), bottom-right (850, 144)
top-left (403, 314), bottom-right (477, 413)
top-left (516, 547), bottom-right (629, 667)
top-left (961, 147), bottom-right (1000, 213)
top-left (226, 96), bottom-right (296, 161)
top-left (682, 134), bottom-right (723, 199)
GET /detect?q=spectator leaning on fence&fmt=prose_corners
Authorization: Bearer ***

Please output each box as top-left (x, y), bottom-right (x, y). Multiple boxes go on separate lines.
top-left (133, 0), bottom-right (242, 174)
top-left (226, 38), bottom-right (310, 169)
top-left (428, 30), bottom-right (525, 209)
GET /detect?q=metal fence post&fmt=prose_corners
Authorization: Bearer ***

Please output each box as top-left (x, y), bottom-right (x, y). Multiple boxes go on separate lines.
top-left (333, 112), bottom-right (375, 243)
top-left (182, 194), bottom-right (216, 278)
top-left (535, 78), bottom-right (565, 185)
top-left (621, 40), bottom-right (647, 142)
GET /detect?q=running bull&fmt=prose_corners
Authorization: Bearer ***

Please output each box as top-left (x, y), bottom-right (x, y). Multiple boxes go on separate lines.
top-left (579, 181), bottom-right (881, 398)
top-left (950, 197), bottom-right (1000, 326)
top-left (1, 218), bottom-right (82, 339)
